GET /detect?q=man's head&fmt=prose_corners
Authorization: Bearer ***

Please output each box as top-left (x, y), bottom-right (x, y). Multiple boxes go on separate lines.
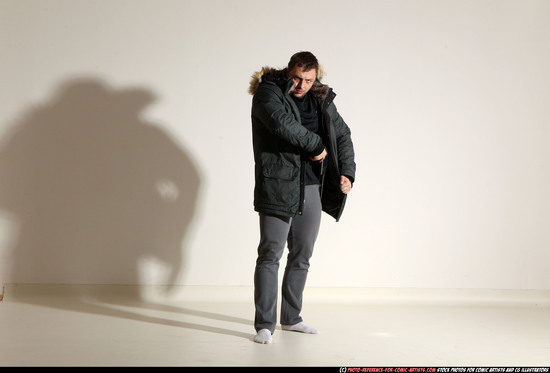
top-left (286, 51), bottom-right (319, 98)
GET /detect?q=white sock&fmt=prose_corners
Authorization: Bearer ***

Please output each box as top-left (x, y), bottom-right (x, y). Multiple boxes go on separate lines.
top-left (281, 321), bottom-right (318, 334)
top-left (254, 329), bottom-right (272, 344)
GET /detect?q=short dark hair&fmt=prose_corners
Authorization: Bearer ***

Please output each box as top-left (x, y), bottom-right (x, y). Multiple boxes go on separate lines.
top-left (287, 51), bottom-right (319, 73)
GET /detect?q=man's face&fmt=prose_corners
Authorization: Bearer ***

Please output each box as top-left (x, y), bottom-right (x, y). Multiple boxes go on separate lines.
top-left (287, 66), bottom-right (316, 98)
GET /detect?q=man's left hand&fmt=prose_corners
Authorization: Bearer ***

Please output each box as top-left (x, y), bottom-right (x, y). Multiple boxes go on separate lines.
top-left (340, 175), bottom-right (352, 194)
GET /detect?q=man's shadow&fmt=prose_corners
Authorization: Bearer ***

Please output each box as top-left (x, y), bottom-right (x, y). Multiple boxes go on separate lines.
top-left (0, 78), bottom-right (251, 340)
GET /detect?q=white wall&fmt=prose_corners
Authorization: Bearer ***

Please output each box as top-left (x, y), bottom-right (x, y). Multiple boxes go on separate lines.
top-left (0, 0), bottom-right (548, 290)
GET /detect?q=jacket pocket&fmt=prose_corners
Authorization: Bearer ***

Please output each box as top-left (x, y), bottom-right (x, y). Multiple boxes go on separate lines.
top-left (261, 153), bottom-right (298, 180)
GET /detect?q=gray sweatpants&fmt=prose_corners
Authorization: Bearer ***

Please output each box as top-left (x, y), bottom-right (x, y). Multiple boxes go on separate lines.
top-left (254, 185), bottom-right (322, 333)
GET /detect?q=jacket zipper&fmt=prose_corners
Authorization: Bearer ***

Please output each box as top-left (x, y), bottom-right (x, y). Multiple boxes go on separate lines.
top-left (319, 90), bottom-right (334, 198)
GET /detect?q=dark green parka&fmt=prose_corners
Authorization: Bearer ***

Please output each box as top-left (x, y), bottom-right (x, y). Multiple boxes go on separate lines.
top-left (249, 67), bottom-right (356, 221)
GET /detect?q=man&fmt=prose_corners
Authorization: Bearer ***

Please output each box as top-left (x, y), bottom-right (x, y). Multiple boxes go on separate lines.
top-left (249, 51), bottom-right (356, 344)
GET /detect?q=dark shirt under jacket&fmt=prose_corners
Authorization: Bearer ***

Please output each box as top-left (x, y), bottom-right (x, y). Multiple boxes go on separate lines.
top-left (291, 93), bottom-right (324, 185)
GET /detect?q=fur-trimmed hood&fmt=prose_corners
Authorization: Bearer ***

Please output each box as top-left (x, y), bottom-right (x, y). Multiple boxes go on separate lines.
top-left (248, 66), bottom-right (330, 100)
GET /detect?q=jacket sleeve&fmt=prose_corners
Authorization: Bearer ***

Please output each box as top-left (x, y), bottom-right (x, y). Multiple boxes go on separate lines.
top-left (329, 104), bottom-right (356, 182)
top-left (252, 84), bottom-right (324, 154)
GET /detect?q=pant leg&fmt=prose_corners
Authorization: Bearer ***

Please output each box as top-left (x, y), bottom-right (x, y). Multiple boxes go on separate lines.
top-left (254, 213), bottom-right (291, 333)
top-left (281, 185), bottom-right (322, 326)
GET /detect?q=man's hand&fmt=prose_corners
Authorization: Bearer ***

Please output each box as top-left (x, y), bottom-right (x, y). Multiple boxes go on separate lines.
top-left (310, 148), bottom-right (327, 163)
top-left (340, 175), bottom-right (352, 194)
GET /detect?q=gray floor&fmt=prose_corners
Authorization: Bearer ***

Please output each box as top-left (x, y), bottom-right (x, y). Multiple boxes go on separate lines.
top-left (1, 284), bottom-right (549, 367)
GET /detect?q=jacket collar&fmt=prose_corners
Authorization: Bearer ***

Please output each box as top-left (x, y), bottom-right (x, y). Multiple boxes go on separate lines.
top-left (249, 67), bottom-right (331, 101)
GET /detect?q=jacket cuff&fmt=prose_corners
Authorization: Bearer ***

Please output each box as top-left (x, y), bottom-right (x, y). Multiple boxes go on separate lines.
top-left (343, 175), bottom-right (355, 184)
top-left (309, 144), bottom-right (326, 158)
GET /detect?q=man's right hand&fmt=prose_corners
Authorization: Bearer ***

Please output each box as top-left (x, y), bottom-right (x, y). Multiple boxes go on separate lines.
top-left (310, 148), bottom-right (327, 163)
